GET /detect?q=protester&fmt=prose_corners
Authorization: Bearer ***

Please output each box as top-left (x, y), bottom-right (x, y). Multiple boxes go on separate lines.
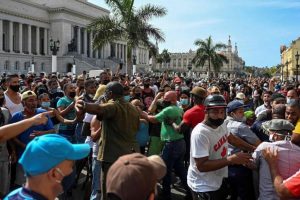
top-left (75, 81), bottom-right (140, 200)
top-left (4, 74), bottom-right (23, 115)
top-left (4, 134), bottom-right (90, 200)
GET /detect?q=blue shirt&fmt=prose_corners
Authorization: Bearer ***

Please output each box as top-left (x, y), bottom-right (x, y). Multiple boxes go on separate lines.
top-left (4, 187), bottom-right (48, 200)
top-left (56, 96), bottom-right (76, 130)
top-left (9, 108), bottom-right (54, 158)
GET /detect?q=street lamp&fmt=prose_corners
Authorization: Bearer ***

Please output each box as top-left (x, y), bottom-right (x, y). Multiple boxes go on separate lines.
top-left (72, 57), bottom-right (76, 75)
top-left (286, 60), bottom-right (289, 82)
top-left (50, 39), bottom-right (60, 73)
top-left (295, 51), bottom-right (299, 83)
top-left (133, 54), bottom-right (137, 76)
top-left (31, 56), bottom-right (35, 73)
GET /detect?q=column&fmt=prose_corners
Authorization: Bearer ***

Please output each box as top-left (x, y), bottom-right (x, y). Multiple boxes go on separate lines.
top-left (44, 28), bottom-right (47, 55)
top-left (0, 19), bottom-right (3, 52)
top-left (84, 29), bottom-right (87, 56)
top-left (95, 48), bottom-right (99, 59)
top-left (124, 45), bottom-right (127, 63)
top-left (36, 27), bottom-right (40, 55)
top-left (101, 47), bottom-right (104, 58)
top-left (77, 27), bottom-right (81, 54)
top-left (19, 23), bottom-right (22, 53)
top-left (114, 43), bottom-right (117, 58)
top-left (9, 21), bottom-right (13, 52)
top-left (89, 31), bottom-right (93, 58)
top-left (28, 25), bottom-right (31, 54)
top-left (122, 44), bottom-right (125, 61)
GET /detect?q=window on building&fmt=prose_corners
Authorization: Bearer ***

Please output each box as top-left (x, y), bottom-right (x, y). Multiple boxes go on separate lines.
top-left (24, 61), bottom-right (30, 71)
top-left (4, 60), bottom-right (9, 70)
top-left (15, 61), bottom-right (19, 71)
top-left (41, 63), bottom-right (45, 71)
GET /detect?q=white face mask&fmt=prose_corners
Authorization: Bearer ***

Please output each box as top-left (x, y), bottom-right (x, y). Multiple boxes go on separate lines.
top-left (232, 113), bottom-right (246, 123)
top-left (269, 133), bottom-right (275, 142)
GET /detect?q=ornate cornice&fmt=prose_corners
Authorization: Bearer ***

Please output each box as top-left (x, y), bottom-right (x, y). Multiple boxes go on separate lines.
top-left (48, 7), bottom-right (102, 21)
top-left (0, 8), bottom-right (49, 24)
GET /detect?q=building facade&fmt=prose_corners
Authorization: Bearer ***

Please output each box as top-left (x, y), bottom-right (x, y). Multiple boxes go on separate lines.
top-left (281, 37), bottom-right (300, 81)
top-left (155, 36), bottom-right (245, 78)
top-left (0, 0), bottom-right (149, 75)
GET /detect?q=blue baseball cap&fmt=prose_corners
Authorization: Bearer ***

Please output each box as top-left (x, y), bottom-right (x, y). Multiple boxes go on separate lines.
top-left (19, 134), bottom-right (90, 176)
top-left (227, 100), bottom-right (245, 113)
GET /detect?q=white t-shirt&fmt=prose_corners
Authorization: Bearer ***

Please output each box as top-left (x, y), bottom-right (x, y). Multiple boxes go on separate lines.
top-left (187, 122), bottom-right (229, 192)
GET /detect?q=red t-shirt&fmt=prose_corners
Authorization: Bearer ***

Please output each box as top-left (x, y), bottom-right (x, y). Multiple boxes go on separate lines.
top-left (182, 104), bottom-right (205, 128)
top-left (284, 169), bottom-right (300, 197)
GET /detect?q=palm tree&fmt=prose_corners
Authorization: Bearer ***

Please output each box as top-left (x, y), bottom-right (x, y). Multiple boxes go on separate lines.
top-left (156, 49), bottom-right (171, 68)
top-left (87, 0), bottom-right (167, 74)
top-left (192, 36), bottom-right (229, 78)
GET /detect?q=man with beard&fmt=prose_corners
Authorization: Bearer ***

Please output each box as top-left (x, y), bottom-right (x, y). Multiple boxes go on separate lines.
top-left (142, 78), bottom-right (155, 110)
top-left (188, 95), bottom-right (256, 200)
top-left (4, 74), bottom-right (24, 116)
top-left (255, 90), bottom-right (272, 117)
top-left (9, 90), bottom-right (54, 186)
top-left (57, 83), bottom-right (77, 143)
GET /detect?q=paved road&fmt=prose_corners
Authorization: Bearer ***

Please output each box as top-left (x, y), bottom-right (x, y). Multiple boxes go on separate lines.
top-left (63, 170), bottom-right (187, 200)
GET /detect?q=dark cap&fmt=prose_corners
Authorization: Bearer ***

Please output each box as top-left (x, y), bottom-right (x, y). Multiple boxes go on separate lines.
top-left (227, 100), bottom-right (245, 113)
top-left (106, 81), bottom-right (124, 96)
top-left (271, 93), bottom-right (286, 102)
top-left (262, 119), bottom-right (294, 135)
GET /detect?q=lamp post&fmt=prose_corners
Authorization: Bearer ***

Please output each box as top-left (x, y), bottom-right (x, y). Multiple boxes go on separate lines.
top-left (50, 39), bottom-right (60, 73)
top-left (286, 60), bottom-right (289, 82)
top-left (72, 57), bottom-right (76, 75)
top-left (133, 54), bottom-right (137, 76)
top-left (31, 56), bottom-right (35, 73)
top-left (295, 51), bottom-right (299, 83)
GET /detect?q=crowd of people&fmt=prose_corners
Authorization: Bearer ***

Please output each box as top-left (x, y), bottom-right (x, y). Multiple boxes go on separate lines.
top-left (0, 68), bottom-right (300, 200)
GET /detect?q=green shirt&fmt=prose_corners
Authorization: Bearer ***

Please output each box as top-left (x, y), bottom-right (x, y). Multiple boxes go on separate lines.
top-left (155, 105), bottom-right (184, 142)
top-left (57, 96), bottom-right (76, 130)
top-left (97, 99), bottom-right (140, 163)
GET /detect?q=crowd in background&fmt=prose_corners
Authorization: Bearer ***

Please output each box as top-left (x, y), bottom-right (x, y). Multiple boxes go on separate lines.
top-left (1, 68), bottom-right (300, 200)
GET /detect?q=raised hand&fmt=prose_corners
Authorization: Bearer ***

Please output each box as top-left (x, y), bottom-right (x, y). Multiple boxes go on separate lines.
top-left (31, 111), bottom-right (51, 126)
top-left (227, 152), bottom-right (252, 165)
top-left (262, 147), bottom-right (278, 164)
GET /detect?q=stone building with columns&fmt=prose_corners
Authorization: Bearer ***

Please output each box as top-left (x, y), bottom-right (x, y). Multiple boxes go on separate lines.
top-left (0, 0), bottom-right (149, 75)
top-left (155, 36), bottom-right (245, 78)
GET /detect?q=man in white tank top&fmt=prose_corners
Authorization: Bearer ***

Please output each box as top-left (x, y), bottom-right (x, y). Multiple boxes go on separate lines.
top-left (4, 74), bottom-right (23, 116)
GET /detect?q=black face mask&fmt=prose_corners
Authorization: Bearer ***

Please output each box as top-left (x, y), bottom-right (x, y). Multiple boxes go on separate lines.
top-left (206, 118), bottom-right (225, 127)
top-left (144, 83), bottom-right (150, 88)
top-left (162, 100), bottom-right (172, 108)
top-left (10, 85), bottom-right (20, 92)
top-left (69, 92), bottom-right (76, 98)
top-left (0, 98), bottom-right (4, 107)
top-left (135, 93), bottom-right (141, 98)
top-left (102, 80), bottom-right (110, 85)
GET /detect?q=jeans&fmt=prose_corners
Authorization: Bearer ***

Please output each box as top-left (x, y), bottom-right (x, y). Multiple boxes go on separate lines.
top-left (90, 158), bottom-right (101, 200)
top-left (100, 161), bottom-right (113, 200)
top-left (75, 122), bottom-right (86, 144)
top-left (161, 139), bottom-right (188, 198)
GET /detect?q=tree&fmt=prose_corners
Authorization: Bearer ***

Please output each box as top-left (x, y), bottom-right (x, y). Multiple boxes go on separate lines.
top-left (87, 0), bottom-right (167, 74)
top-left (192, 36), bottom-right (229, 78)
top-left (157, 49), bottom-right (171, 68)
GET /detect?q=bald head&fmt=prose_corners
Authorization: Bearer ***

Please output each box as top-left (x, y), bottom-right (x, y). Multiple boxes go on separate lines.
top-left (287, 89), bottom-right (299, 100)
top-left (164, 91), bottom-right (177, 105)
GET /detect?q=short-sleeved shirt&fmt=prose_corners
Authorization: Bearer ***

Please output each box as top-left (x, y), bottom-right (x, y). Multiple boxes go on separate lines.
top-left (4, 187), bottom-right (48, 200)
top-left (284, 169), bottom-right (300, 198)
top-left (57, 96), bottom-right (76, 130)
top-left (183, 104), bottom-right (205, 129)
top-left (226, 116), bottom-right (260, 155)
top-left (10, 108), bottom-right (54, 158)
top-left (155, 105), bottom-right (184, 142)
top-left (187, 122), bottom-right (229, 192)
top-left (0, 108), bottom-right (10, 162)
top-left (255, 104), bottom-right (268, 117)
top-left (97, 99), bottom-right (140, 163)
top-left (252, 141), bottom-right (300, 200)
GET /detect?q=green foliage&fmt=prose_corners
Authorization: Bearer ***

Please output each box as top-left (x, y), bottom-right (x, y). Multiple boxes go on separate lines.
top-left (192, 36), bottom-right (228, 78)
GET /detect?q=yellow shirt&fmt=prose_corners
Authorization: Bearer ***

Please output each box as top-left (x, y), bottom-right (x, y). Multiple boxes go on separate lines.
top-left (293, 119), bottom-right (300, 134)
top-left (94, 84), bottom-right (107, 100)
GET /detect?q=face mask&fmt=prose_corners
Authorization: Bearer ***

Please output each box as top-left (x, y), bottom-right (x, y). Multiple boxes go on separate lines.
top-left (69, 92), bottom-right (76, 98)
top-left (124, 95), bottom-right (131, 102)
top-left (206, 118), bottom-right (225, 127)
top-left (232, 113), bottom-right (246, 123)
top-left (135, 93), bottom-right (141, 98)
top-left (0, 98), bottom-right (5, 107)
top-left (144, 83), bottom-right (150, 88)
top-left (41, 101), bottom-right (51, 108)
top-left (162, 100), bottom-right (172, 108)
top-left (102, 80), bottom-right (110, 85)
top-left (287, 98), bottom-right (296, 104)
top-left (50, 88), bottom-right (58, 93)
top-left (55, 168), bottom-right (76, 192)
top-left (180, 98), bottom-right (189, 106)
top-left (10, 85), bottom-right (20, 92)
